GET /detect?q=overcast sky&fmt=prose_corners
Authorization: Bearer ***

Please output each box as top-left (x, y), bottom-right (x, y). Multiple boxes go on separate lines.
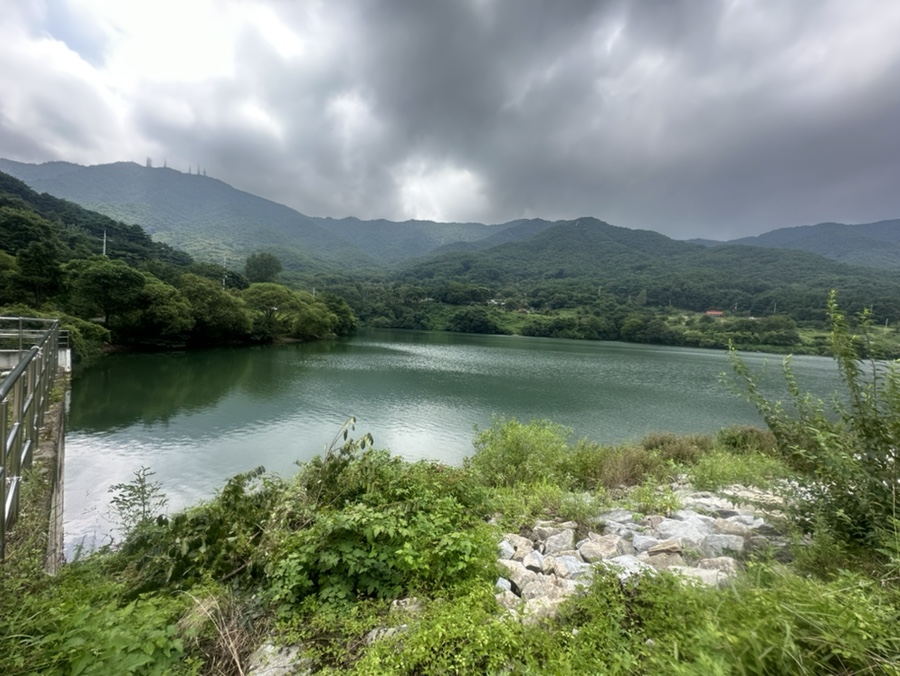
top-left (2, 0), bottom-right (900, 239)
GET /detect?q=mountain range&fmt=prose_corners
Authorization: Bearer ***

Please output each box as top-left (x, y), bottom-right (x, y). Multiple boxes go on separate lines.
top-left (3, 157), bottom-right (900, 322)
top-left (3, 158), bottom-right (898, 273)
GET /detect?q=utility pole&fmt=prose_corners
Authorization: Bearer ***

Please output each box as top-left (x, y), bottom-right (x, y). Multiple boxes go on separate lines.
top-left (102, 230), bottom-right (108, 256)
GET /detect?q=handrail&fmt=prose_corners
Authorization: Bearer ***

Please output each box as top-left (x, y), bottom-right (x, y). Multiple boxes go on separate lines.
top-left (0, 318), bottom-right (60, 559)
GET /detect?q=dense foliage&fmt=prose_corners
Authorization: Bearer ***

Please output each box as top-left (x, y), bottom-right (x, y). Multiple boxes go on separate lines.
top-left (0, 171), bottom-right (357, 355)
top-left (730, 291), bottom-right (900, 552)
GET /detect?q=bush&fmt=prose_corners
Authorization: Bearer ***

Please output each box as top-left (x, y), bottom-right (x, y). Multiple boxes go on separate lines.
top-left (265, 443), bottom-right (494, 608)
top-left (466, 418), bottom-right (571, 487)
top-left (715, 425), bottom-right (777, 455)
top-left (641, 432), bottom-right (712, 465)
top-left (729, 291), bottom-right (900, 551)
top-left (565, 440), bottom-right (664, 490)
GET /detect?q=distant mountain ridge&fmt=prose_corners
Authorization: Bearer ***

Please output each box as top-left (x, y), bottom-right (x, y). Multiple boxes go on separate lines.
top-left (689, 220), bottom-right (900, 269)
top-left (2, 157), bottom-right (898, 275)
top-left (0, 159), bottom-right (538, 268)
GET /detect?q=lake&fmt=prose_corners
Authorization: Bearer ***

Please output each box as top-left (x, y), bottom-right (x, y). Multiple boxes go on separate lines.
top-left (64, 329), bottom-right (841, 552)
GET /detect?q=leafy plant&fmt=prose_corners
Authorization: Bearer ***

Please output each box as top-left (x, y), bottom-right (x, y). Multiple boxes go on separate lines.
top-left (729, 291), bottom-right (900, 550)
top-left (466, 417), bottom-right (571, 487)
top-left (108, 466), bottom-right (168, 535)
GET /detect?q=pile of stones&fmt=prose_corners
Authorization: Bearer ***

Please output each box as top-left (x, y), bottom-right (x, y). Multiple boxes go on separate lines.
top-left (495, 484), bottom-right (788, 622)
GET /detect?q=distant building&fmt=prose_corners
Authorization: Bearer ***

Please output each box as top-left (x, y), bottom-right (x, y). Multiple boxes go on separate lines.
top-left (705, 310), bottom-right (724, 316)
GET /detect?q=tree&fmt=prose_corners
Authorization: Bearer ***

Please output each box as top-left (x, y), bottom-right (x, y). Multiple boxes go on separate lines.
top-left (242, 282), bottom-right (302, 340)
top-left (66, 256), bottom-right (146, 326)
top-left (244, 252), bottom-right (283, 283)
top-left (179, 273), bottom-right (252, 344)
top-left (0, 206), bottom-right (55, 255)
top-left (118, 275), bottom-right (194, 343)
top-left (14, 240), bottom-right (63, 305)
top-left (446, 307), bottom-right (504, 334)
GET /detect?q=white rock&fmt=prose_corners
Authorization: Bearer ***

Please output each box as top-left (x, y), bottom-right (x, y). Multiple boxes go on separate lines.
top-left (654, 519), bottom-right (706, 547)
top-left (544, 529), bottom-right (576, 555)
top-left (698, 557), bottom-right (739, 575)
top-left (551, 555), bottom-right (592, 579)
top-left (632, 534), bottom-right (660, 552)
top-left (669, 566), bottom-right (729, 588)
top-left (602, 555), bottom-right (655, 580)
top-left (497, 540), bottom-right (516, 560)
top-left (701, 534), bottom-right (745, 558)
top-left (497, 559), bottom-right (537, 592)
top-left (579, 534), bottom-right (621, 562)
top-left (495, 590), bottom-right (521, 610)
top-left (522, 549), bottom-right (545, 573)
top-left (247, 644), bottom-right (311, 676)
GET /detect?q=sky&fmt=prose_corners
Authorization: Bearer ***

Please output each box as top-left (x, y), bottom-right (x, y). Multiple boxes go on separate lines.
top-left (2, 0), bottom-right (900, 240)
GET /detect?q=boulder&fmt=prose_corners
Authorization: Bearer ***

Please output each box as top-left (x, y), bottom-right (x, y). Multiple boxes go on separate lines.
top-left (551, 555), bottom-right (593, 579)
top-left (602, 555), bottom-right (654, 580)
top-left (631, 534), bottom-right (660, 552)
top-left (654, 519), bottom-right (706, 548)
top-left (713, 518), bottom-right (749, 537)
top-left (647, 539), bottom-right (682, 556)
top-left (495, 590), bottom-right (521, 610)
top-left (579, 534), bottom-right (621, 562)
top-left (497, 559), bottom-right (537, 593)
top-left (701, 534), bottom-right (745, 558)
top-left (698, 557), bottom-right (739, 575)
top-left (669, 566), bottom-right (729, 588)
top-left (522, 549), bottom-right (545, 573)
top-left (247, 644), bottom-right (312, 676)
top-left (645, 553), bottom-right (685, 570)
top-left (544, 529), bottom-right (576, 555)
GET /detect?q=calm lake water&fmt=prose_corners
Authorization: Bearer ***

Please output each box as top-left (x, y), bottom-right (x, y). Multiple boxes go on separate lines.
top-left (64, 329), bottom-right (841, 551)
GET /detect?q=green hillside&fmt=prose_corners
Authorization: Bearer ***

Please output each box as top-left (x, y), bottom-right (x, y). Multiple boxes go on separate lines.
top-left (0, 159), bottom-right (364, 271)
top-left (398, 217), bottom-right (900, 322)
top-left (723, 219), bottom-right (900, 269)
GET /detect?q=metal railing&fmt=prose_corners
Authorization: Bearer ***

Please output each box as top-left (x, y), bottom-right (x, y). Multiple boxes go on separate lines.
top-left (0, 317), bottom-right (61, 559)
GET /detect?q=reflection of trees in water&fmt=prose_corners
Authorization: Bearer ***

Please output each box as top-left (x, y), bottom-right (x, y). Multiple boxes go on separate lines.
top-left (70, 348), bottom-right (259, 431)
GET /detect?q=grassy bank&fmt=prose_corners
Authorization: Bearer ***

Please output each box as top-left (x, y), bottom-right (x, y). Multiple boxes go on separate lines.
top-left (1, 415), bottom-right (898, 675)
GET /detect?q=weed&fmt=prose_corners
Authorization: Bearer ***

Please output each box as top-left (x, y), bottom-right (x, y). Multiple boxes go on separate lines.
top-left (689, 450), bottom-right (790, 491)
top-left (466, 417), bottom-right (570, 487)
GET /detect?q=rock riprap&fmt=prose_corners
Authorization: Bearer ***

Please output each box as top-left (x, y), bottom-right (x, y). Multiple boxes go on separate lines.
top-left (495, 485), bottom-right (787, 621)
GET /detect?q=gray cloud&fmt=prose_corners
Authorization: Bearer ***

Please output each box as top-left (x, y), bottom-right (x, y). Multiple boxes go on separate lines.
top-left (2, 0), bottom-right (899, 239)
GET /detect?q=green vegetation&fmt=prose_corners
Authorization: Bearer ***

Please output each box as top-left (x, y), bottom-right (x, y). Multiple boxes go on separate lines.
top-left (6, 162), bottom-right (900, 357)
top-left (3, 298), bottom-right (899, 673)
top-left (0, 171), bottom-right (358, 357)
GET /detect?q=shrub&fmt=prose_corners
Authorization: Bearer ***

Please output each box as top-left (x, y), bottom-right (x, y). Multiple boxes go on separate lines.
top-left (566, 440), bottom-right (664, 489)
top-left (641, 432), bottom-right (712, 465)
top-left (689, 450), bottom-right (789, 491)
top-left (466, 418), bottom-right (571, 487)
top-left (265, 442), bottom-right (494, 609)
top-left (115, 466), bottom-right (276, 595)
top-left (715, 425), bottom-right (777, 455)
top-left (729, 291), bottom-right (900, 551)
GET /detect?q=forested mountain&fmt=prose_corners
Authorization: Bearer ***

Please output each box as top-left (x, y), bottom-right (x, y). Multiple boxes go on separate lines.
top-left (692, 220), bottom-right (900, 269)
top-left (0, 159), bottom-right (523, 267)
top-left (397, 217), bottom-right (900, 321)
top-left (0, 170), bottom-right (191, 266)
top-left (0, 169), bottom-right (357, 352)
top-left (0, 159), bottom-right (362, 272)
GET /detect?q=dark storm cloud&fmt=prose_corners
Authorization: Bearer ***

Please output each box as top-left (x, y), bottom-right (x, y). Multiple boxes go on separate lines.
top-left (3, 0), bottom-right (900, 237)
